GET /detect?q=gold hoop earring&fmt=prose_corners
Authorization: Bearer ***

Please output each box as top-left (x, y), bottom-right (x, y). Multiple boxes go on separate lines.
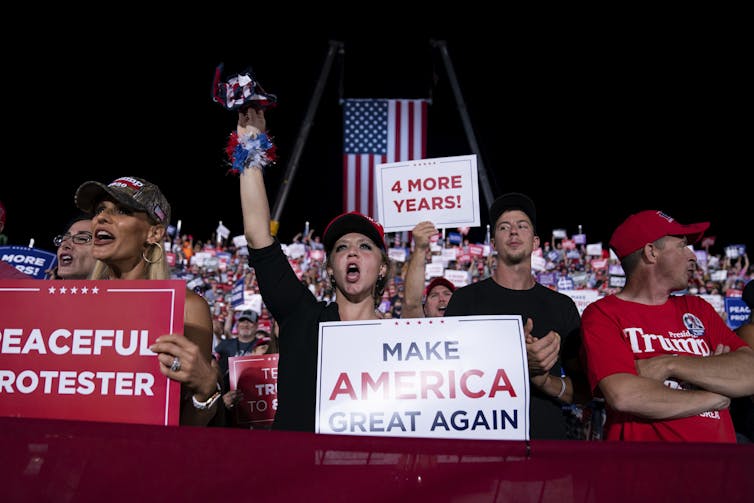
top-left (143, 242), bottom-right (164, 264)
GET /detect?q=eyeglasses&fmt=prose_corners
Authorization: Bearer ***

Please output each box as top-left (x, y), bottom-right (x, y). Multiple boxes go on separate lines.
top-left (53, 232), bottom-right (93, 247)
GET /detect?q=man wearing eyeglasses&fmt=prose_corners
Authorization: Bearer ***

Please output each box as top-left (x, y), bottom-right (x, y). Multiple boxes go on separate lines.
top-left (49, 215), bottom-right (96, 280)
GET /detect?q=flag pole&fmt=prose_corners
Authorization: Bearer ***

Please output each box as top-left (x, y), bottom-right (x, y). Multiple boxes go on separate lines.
top-left (270, 40), bottom-right (344, 235)
top-left (431, 40), bottom-right (495, 211)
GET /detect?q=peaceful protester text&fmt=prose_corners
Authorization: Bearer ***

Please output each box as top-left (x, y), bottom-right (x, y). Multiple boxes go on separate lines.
top-left (0, 280), bottom-right (185, 426)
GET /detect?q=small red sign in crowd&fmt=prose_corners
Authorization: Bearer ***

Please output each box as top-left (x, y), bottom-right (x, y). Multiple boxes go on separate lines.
top-left (229, 354), bottom-right (279, 428)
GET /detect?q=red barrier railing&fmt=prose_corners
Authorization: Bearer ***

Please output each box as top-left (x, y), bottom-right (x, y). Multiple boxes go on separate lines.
top-left (4, 417), bottom-right (752, 502)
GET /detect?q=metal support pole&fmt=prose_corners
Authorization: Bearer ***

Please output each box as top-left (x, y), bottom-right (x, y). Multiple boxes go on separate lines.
top-left (431, 40), bottom-right (496, 210)
top-left (270, 40), bottom-right (344, 232)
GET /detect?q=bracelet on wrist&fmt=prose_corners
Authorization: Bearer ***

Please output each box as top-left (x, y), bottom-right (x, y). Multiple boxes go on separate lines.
top-left (556, 376), bottom-right (566, 400)
top-left (192, 382), bottom-right (222, 410)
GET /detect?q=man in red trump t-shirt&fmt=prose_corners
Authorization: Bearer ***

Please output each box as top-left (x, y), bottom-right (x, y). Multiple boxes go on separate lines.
top-left (581, 210), bottom-right (754, 442)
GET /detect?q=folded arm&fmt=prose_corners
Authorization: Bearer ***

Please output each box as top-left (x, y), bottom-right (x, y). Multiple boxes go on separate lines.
top-left (636, 346), bottom-right (754, 397)
top-left (599, 373), bottom-right (730, 420)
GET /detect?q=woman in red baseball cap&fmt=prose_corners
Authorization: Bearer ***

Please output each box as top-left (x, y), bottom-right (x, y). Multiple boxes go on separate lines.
top-left (235, 107), bottom-right (389, 432)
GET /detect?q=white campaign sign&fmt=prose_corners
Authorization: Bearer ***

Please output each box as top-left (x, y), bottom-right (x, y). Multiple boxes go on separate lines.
top-left (443, 269), bottom-right (469, 287)
top-left (375, 155), bottom-right (480, 232)
top-left (315, 315), bottom-right (529, 440)
top-left (559, 289), bottom-right (602, 316)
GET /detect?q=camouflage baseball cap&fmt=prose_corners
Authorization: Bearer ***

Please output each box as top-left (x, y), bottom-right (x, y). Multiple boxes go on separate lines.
top-left (75, 176), bottom-right (171, 225)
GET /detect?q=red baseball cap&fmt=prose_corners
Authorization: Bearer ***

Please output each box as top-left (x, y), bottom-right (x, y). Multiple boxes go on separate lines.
top-left (323, 212), bottom-right (386, 253)
top-left (609, 210), bottom-right (709, 261)
top-left (424, 277), bottom-right (456, 298)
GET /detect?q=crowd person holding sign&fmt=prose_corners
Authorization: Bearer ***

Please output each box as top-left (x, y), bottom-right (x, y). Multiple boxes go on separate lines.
top-left (422, 277), bottom-right (456, 318)
top-left (74, 176), bottom-right (221, 426)
top-left (581, 210), bottom-right (754, 442)
top-left (737, 280), bottom-right (754, 348)
top-left (403, 221), bottom-right (455, 318)
top-left (731, 280), bottom-right (754, 441)
top-left (445, 192), bottom-right (583, 439)
top-left (215, 309), bottom-right (260, 417)
top-left (47, 214), bottom-right (96, 280)
top-left (235, 106), bottom-right (390, 432)
top-left (728, 279), bottom-right (754, 442)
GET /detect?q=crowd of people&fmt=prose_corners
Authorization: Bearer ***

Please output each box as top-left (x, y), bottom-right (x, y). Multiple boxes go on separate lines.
top-left (176, 182), bottom-right (754, 442)
top-left (5, 171), bottom-right (751, 441)
top-left (2, 76), bottom-right (752, 444)
top-left (12, 169), bottom-right (749, 440)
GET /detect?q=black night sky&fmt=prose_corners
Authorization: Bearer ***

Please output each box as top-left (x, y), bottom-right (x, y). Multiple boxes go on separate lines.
top-left (3, 16), bottom-right (750, 256)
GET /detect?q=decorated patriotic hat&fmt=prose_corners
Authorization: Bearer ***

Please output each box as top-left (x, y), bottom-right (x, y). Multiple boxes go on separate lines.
top-left (212, 63), bottom-right (277, 111)
top-left (75, 176), bottom-right (171, 225)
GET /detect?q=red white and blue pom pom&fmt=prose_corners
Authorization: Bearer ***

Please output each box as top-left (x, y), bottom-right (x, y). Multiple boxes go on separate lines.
top-left (225, 131), bottom-right (277, 174)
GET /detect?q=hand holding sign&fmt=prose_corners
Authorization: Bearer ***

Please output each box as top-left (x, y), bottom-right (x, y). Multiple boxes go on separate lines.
top-left (150, 333), bottom-right (219, 402)
top-left (412, 221), bottom-right (439, 252)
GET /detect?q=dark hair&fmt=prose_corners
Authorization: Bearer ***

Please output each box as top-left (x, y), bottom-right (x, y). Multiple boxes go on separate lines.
top-left (64, 212), bottom-right (93, 231)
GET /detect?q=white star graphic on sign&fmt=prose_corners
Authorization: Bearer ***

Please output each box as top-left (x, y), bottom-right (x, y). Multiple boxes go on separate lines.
top-left (48, 286), bottom-right (56, 294)
top-left (92, 286), bottom-right (99, 294)
top-left (59, 286), bottom-right (67, 294)
top-left (70, 286), bottom-right (78, 294)
top-left (81, 287), bottom-right (89, 294)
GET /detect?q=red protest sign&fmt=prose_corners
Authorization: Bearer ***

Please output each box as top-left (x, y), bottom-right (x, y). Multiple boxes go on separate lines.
top-left (0, 279), bottom-right (185, 426)
top-left (229, 354), bottom-right (278, 428)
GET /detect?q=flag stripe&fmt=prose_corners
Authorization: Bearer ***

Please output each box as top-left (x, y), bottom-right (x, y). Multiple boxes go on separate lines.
top-left (416, 100), bottom-right (426, 159)
top-left (387, 101), bottom-right (397, 163)
top-left (343, 99), bottom-right (427, 218)
top-left (360, 155), bottom-right (371, 215)
top-left (407, 101), bottom-right (415, 160)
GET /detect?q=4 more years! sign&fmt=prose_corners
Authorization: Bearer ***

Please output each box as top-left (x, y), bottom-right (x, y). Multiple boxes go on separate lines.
top-left (0, 280), bottom-right (185, 426)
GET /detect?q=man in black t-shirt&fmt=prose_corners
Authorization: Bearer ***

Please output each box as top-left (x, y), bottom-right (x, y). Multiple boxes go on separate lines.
top-left (445, 192), bottom-right (583, 440)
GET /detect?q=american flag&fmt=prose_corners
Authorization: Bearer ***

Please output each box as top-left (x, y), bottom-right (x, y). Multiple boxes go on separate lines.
top-left (343, 99), bottom-right (427, 217)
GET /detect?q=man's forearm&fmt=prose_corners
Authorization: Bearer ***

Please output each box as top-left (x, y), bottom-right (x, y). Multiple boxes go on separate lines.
top-left (671, 347), bottom-right (754, 397)
top-left (600, 373), bottom-right (730, 420)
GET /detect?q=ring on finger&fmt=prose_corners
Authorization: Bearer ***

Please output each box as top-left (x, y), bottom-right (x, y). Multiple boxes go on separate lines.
top-left (170, 356), bottom-right (181, 372)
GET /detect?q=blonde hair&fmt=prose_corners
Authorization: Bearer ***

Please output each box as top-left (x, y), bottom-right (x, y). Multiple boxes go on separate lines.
top-left (90, 243), bottom-right (170, 280)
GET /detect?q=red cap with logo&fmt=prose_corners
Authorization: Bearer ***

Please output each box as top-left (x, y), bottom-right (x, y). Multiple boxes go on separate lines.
top-left (609, 210), bottom-right (709, 261)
